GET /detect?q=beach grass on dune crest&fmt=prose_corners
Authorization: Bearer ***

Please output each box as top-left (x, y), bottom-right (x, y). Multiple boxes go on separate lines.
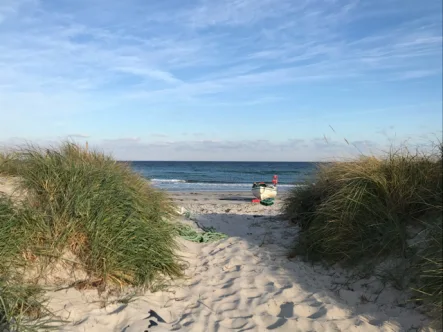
top-left (0, 143), bottom-right (183, 330)
top-left (283, 143), bottom-right (442, 319)
top-left (0, 143), bottom-right (183, 288)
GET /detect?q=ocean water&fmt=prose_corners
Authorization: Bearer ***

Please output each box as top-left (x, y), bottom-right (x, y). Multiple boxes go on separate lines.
top-left (128, 161), bottom-right (317, 192)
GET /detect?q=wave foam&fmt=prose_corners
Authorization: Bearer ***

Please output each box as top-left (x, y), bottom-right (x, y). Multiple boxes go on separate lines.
top-left (151, 179), bottom-right (187, 183)
top-left (149, 179), bottom-right (303, 189)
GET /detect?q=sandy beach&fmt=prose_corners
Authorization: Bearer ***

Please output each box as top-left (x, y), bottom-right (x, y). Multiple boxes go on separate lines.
top-left (1, 0), bottom-right (442, 329)
top-left (0, 175), bottom-right (436, 331)
top-left (12, 189), bottom-right (427, 332)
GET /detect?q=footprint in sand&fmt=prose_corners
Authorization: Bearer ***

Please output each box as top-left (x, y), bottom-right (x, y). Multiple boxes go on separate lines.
top-left (292, 301), bottom-right (327, 318)
top-left (122, 310), bottom-right (169, 332)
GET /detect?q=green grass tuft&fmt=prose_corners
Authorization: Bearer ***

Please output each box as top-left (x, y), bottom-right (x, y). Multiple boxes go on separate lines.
top-left (1, 143), bottom-right (185, 329)
top-left (283, 143), bottom-right (442, 320)
top-left (0, 197), bottom-right (59, 331)
top-left (0, 278), bottom-right (58, 332)
top-left (2, 142), bottom-right (183, 287)
top-left (411, 218), bottom-right (442, 320)
top-left (0, 196), bottom-right (25, 274)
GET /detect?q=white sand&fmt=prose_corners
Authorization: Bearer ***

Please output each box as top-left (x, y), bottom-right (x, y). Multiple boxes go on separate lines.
top-left (0, 182), bottom-right (435, 331)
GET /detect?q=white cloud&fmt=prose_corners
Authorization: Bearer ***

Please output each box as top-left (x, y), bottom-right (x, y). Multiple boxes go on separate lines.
top-left (93, 137), bottom-right (387, 161)
top-left (0, 0), bottom-right (441, 154)
top-left (185, 0), bottom-right (299, 28)
top-left (149, 133), bottom-right (169, 138)
top-left (2, 131), bottom-right (439, 161)
top-left (67, 134), bottom-right (90, 139)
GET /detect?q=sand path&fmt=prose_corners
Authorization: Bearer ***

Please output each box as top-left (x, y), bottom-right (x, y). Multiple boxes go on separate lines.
top-left (0, 182), bottom-right (433, 331)
top-left (44, 193), bottom-right (432, 332)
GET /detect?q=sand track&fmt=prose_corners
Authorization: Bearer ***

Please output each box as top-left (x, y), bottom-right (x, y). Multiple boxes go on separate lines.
top-left (46, 194), bottom-right (432, 332)
top-left (0, 182), bottom-right (433, 331)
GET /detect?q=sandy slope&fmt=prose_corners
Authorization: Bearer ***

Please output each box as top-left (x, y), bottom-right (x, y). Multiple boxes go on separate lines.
top-left (0, 181), bottom-right (434, 331)
top-left (43, 193), bottom-right (433, 332)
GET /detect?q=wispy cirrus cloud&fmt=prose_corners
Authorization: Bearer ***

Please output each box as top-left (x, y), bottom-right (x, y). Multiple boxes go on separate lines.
top-left (0, 0), bottom-right (441, 160)
top-left (1, 0), bottom-right (440, 98)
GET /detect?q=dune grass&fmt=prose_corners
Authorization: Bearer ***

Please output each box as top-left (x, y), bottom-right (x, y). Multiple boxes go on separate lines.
top-left (1, 143), bottom-right (183, 287)
top-left (283, 144), bottom-right (442, 318)
top-left (0, 278), bottom-right (57, 332)
top-left (411, 218), bottom-right (442, 319)
top-left (0, 151), bottom-right (19, 175)
top-left (0, 143), bottom-right (184, 330)
top-left (0, 197), bottom-right (57, 331)
top-left (0, 196), bottom-right (25, 274)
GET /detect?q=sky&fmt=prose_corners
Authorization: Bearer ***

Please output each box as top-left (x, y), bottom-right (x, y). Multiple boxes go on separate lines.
top-left (0, 0), bottom-right (442, 161)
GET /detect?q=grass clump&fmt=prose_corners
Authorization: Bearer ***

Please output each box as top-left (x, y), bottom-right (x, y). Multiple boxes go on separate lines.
top-left (0, 279), bottom-right (56, 332)
top-left (283, 144), bottom-right (442, 317)
top-left (0, 196), bottom-right (25, 274)
top-left (1, 143), bottom-right (183, 288)
top-left (0, 197), bottom-right (57, 331)
top-left (0, 151), bottom-right (20, 176)
top-left (411, 218), bottom-right (442, 319)
top-left (1, 143), bottom-right (184, 329)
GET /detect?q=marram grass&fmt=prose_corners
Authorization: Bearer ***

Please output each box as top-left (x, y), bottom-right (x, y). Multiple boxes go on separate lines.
top-left (0, 143), bottom-right (184, 330)
top-left (2, 143), bottom-right (183, 287)
top-left (283, 144), bottom-right (442, 320)
top-left (0, 197), bottom-right (58, 331)
top-left (0, 143), bottom-right (186, 330)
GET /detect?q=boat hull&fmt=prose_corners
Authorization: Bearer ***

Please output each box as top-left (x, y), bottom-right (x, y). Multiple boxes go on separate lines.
top-left (252, 185), bottom-right (277, 200)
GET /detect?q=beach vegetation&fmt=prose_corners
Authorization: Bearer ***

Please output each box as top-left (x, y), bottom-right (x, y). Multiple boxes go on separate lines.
top-left (0, 143), bottom-right (183, 330)
top-left (283, 143), bottom-right (442, 321)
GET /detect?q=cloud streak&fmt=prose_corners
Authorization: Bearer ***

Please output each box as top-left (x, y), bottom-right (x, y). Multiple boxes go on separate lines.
top-left (0, 0), bottom-right (441, 160)
top-left (0, 137), bottom-right (382, 161)
top-left (0, 0), bottom-right (440, 103)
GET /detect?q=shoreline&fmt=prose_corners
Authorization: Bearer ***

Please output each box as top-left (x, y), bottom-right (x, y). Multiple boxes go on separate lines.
top-left (169, 191), bottom-right (289, 208)
top-left (152, 185), bottom-right (298, 193)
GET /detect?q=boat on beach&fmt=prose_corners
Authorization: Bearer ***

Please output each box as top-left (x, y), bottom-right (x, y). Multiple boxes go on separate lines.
top-left (251, 175), bottom-right (278, 200)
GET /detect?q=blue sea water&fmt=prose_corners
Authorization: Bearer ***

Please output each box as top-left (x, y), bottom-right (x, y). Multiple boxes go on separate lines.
top-left (128, 161), bottom-right (317, 192)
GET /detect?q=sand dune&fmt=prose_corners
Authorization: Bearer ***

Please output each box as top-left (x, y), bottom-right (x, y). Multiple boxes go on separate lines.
top-left (42, 193), bottom-right (433, 332)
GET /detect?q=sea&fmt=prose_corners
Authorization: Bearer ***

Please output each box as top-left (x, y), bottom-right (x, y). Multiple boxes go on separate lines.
top-left (128, 161), bottom-right (317, 192)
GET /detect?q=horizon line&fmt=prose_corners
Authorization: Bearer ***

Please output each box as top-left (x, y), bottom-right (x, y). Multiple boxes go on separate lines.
top-left (118, 160), bottom-right (327, 163)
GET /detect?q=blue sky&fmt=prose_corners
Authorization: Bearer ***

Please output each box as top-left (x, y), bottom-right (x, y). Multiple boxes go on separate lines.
top-left (0, 0), bottom-right (441, 161)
